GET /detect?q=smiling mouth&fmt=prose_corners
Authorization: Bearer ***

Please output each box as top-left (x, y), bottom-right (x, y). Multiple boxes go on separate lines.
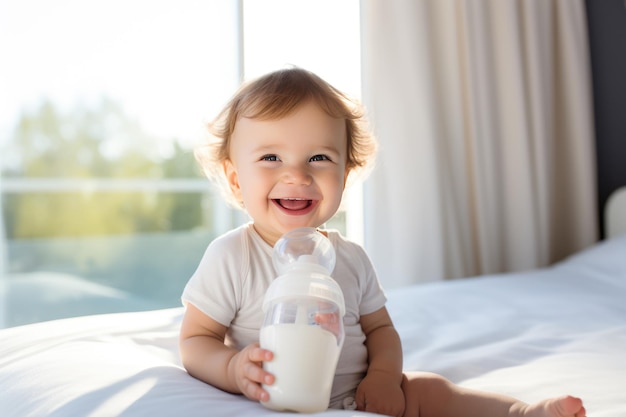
top-left (274, 198), bottom-right (313, 211)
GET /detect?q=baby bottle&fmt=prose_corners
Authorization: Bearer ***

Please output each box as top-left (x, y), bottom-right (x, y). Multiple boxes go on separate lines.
top-left (260, 227), bottom-right (346, 413)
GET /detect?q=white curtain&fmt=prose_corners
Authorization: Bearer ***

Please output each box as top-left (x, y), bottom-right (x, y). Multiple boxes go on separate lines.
top-left (360, 0), bottom-right (598, 288)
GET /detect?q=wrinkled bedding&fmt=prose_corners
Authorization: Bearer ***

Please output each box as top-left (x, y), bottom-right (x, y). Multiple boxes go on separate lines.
top-left (1, 235), bottom-right (625, 417)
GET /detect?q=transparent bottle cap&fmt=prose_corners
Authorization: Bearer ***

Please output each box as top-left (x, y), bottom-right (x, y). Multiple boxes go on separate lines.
top-left (272, 227), bottom-right (336, 275)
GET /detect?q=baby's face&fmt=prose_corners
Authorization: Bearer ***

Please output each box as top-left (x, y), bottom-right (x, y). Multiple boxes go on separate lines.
top-left (225, 100), bottom-right (348, 246)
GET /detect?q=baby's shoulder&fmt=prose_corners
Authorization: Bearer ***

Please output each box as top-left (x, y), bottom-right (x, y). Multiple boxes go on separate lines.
top-left (204, 223), bottom-right (251, 258)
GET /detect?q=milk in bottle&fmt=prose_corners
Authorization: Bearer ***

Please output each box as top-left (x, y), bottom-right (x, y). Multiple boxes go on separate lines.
top-left (260, 228), bottom-right (345, 413)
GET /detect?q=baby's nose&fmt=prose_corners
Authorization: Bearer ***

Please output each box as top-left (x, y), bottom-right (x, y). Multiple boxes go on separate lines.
top-left (282, 165), bottom-right (312, 185)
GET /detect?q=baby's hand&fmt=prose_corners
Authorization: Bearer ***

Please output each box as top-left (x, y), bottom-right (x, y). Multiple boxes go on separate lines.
top-left (314, 311), bottom-right (342, 339)
top-left (355, 370), bottom-right (405, 417)
top-left (230, 342), bottom-right (274, 403)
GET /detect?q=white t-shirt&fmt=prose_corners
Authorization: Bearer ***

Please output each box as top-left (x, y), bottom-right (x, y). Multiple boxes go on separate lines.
top-left (181, 223), bottom-right (387, 408)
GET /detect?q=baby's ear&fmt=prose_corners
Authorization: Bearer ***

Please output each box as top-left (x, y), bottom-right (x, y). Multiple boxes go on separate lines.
top-left (223, 159), bottom-right (243, 202)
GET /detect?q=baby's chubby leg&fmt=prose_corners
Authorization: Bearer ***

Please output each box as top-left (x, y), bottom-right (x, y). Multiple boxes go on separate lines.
top-left (401, 372), bottom-right (585, 417)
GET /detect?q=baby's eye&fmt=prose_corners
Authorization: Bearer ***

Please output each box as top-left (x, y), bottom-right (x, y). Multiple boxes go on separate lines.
top-left (261, 154), bottom-right (279, 162)
top-left (310, 154), bottom-right (331, 162)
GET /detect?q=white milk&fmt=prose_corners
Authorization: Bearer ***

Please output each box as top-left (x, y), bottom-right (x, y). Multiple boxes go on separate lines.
top-left (260, 323), bottom-right (341, 413)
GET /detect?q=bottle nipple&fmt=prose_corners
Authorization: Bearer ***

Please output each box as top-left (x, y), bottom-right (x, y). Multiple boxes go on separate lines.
top-left (272, 228), bottom-right (336, 275)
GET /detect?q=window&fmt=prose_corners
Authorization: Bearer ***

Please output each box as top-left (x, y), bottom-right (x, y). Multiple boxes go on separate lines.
top-left (0, 0), bottom-right (361, 328)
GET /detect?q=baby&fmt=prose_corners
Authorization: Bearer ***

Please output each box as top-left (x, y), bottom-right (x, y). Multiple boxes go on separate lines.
top-left (179, 67), bottom-right (586, 417)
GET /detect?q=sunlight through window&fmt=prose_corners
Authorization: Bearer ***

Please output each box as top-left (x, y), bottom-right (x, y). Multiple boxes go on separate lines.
top-left (0, 0), bottom-right (361, 328)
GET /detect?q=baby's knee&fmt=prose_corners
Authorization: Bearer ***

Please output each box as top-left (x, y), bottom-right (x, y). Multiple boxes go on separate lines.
top-left (402, 372), bottom-right (455, 402)
top-left (403, 371), bottom-right (451, 387)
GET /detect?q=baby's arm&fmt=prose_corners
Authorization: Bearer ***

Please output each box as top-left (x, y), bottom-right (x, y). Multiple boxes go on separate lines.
top-left (179, 303), bottom-right (275, 402)
top-left (356, 307), bottom-right (405, 417)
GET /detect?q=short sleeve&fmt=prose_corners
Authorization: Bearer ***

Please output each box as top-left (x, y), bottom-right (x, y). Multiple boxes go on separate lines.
top-left (329, 232), bottom-right (387, 317)
top-left (181, 228), bottom-right (247, 327)
top-left (353, 245), bottom-right (387, 316)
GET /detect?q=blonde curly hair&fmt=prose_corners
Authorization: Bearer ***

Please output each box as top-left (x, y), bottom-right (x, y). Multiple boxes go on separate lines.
top-left (195, 67), bottom-right (377, 208)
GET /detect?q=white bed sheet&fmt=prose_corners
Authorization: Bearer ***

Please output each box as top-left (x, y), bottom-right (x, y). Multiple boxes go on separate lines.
top-left (1, 234), bottom-right (625, 417)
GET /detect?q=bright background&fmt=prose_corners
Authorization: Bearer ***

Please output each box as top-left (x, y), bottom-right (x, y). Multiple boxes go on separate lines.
top-left (0, 0), bottom-right (361, 328)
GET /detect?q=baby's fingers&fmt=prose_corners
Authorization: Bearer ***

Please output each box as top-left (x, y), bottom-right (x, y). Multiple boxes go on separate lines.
top-left (235, 344), bottom-right (275, 402)
top-left (240, 374), bottom-right (271, 402)
top-left (242, 344), bottom-right (274, 385)
top-left (247, 344), bottom-right (274, 363)
top-left (243, 359), bottom-right (274, 386)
